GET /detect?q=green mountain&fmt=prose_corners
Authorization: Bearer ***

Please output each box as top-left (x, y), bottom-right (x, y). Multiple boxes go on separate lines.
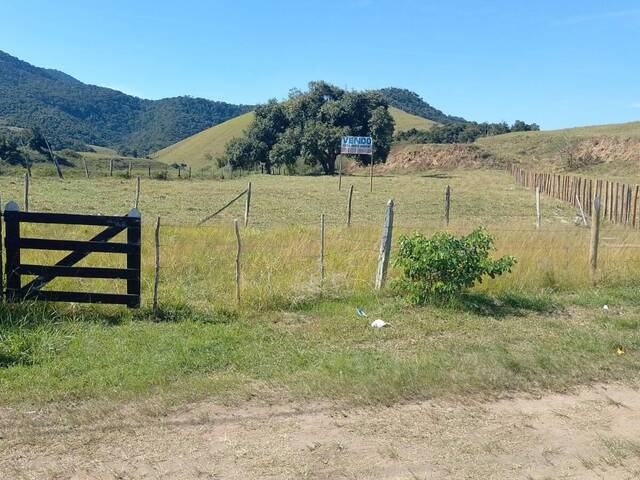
top-left (0, 50), bottom-right (251, 154)
top-left (377, 87), bottom-right (466, 124)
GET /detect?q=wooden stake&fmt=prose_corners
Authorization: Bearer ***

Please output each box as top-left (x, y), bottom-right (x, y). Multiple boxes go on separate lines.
top-left (347, 184), bottom-right (354, 226)
top-left (82, 157), bottom-right (89, 178)
top-left (244, 181), bottom-right (252, 227)
top-left (444, 185), bottom-right (451, 226)
top-left (535, 186), bottom-right (541, 229)
top-left (148, 166), bottom-right (151, 178)
top-left (134, 176), bottom-right (141, 210)
top-left (198, 189), bottom-right (248, 226)
top-left (576, 194), bottom-right (588, 226)
top-left (613, 182), bottom-right (620, 223)
top-left (234, 219), bottom-right (241, 306)
top-left (152, 217), bottom-right (161, 320)
top-left (338, 156), bottom-right (342, 191)
top-left (320, 214), bottom-right (325, 285)
top-left (605, 181), bottom-right (610, 221)
top-left (128, 162), bottom-right (132, 178)
top-left (43, 135), bottom-right (63, 179)
top-left (109, 159), bottom-right (114, 177)
top-left (627, 186), bottom-right (633, 225)
top-left (590, 197), bottom-right (601, 281)
top-left (23, 173), bottom-right (29, 213)
top-left (374, 199), bottom-right (394, 291)
top-left (633, 185), bottom-right (639, 228)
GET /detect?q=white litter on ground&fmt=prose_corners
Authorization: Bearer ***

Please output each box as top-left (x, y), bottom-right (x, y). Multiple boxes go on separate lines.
top-left (370, 319), bottom-right (390, 329)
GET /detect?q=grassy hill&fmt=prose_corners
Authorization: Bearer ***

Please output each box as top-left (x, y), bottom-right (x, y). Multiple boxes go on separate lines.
top-left (389, 107), bottom-right (438, 132)
top-left (475, 121), bottom-right (640, 176)
top-left (154, 108), bottom-right (436, 171)
top-left (152, 111), bottom-right (255, 170)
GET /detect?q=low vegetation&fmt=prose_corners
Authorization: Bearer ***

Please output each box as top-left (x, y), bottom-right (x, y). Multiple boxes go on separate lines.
top-left (394, 228), bottom-right (517, 303)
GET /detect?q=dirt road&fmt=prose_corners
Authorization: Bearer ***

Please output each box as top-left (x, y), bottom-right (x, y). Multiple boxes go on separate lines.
top-left (2, 384), bottom-right (640, 479)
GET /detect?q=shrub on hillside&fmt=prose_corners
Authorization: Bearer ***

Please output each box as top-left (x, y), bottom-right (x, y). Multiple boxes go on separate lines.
top-left (394, 228), bottom-right (516, 304)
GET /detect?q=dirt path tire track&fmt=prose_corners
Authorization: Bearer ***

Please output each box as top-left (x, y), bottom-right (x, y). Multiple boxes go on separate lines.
top-left (2, 383), bottom-right (640, 479)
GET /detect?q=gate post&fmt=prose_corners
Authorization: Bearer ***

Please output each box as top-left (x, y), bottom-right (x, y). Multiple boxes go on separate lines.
top-left (127, 208), bottom-right (141, 308)
top-left (3, 201), bottom-right (21, 301)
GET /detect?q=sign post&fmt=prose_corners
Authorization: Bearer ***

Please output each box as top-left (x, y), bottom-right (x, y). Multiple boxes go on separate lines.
top-left (341, 136), bottom-right (374, 192)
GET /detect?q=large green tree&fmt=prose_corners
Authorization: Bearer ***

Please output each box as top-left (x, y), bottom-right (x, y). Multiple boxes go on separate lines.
top-left (222, 82), bottom-right (395, 175)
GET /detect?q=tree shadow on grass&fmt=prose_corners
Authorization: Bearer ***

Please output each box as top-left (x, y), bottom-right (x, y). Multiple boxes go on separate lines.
top-left (134, 303), bottom-right (239, 325)
top-left (450, 291), bottom-right (556, 318)
top-left (418, 173), bottom-right (455, 179)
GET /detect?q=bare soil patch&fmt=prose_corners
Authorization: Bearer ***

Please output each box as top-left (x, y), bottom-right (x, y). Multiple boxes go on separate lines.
top-left (2, 383), bottom-right (640, 479)
top-left (374, 144), bottom-right (500, 173)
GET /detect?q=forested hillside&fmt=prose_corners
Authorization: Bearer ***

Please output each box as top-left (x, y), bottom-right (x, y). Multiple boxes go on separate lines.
top-left (0, 50), bottom-right (251, 154)
top-left (377, 87), bottom-right (466, 124)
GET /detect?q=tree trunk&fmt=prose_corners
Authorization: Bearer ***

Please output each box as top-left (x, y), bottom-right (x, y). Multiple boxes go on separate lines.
top-left (319, 155), bottom-right (337, 175)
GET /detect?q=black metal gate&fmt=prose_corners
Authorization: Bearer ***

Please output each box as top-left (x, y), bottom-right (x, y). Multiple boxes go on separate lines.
top-left (2, 202), bottom-right (141, 308)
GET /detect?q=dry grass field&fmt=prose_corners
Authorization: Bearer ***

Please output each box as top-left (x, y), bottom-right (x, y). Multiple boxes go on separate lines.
top-left (0, 170), bottom-right (639, 404)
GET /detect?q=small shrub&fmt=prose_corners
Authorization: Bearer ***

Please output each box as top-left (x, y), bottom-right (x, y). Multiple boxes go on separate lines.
top-left (394, 228), bottom-right (516, 304)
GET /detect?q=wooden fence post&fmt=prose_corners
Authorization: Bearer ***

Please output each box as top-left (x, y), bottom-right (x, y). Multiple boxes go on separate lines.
top-left (127, 162), bottom-right (132, 178)
top-left (576, 194), bottom-right (588, 226)
top-left (535, 186), bottom-right (540, 229)
top-left (153, 217), bottom-right (160, 320)
top-left (369, 158), bottom-right (374, 193)
top-left (82, 158), bottom-right (90, 178)
top-left (109, 159), bottom-right (114, 177)
top-left (23, 173), bottom-right (29, 213)
top-left (44, 136), bottom-right (64, 180)
top-left (347, 184), bottom-right (354, 226)
top-left (633, 185), bottom-right (639, 228)
top-left (148, 166), bottom-right (151, 178)
top-left (244, 181), bottom-right (252, 227)
top-left (626, 187), bottom-right (632, 225)
top-left (374, 199), bottom-right (394, 291)
top-left (613, 182), bottom-right (620, 223)
top-left (188, 166), bottom-right (192, 180)
top-left (134, 176), bottom-right (141, 209)
top-left (234, 219), bottom-right (241, 306)
top-left (590, 197), bottom-right (601, 281)
top-left (444, 185), bottom-right (451, 226)
top-left (338, 156), bottom-right (342, 191)
top-left (320, 214), bottom-right (325, 285)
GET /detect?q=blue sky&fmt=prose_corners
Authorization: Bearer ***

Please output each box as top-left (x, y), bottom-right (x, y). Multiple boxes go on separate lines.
top-left (1, 0), bottom-right (639, 129)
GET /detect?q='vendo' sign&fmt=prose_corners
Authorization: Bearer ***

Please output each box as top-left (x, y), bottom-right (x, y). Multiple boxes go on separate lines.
top-left (341, 136), bottom-right (373, 155)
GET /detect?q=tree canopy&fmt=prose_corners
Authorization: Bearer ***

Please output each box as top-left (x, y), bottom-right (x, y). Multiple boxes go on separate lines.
top-left (222, 82), bottom-right (395, 174)
top-left (395, 120), bottom-right (540, 144)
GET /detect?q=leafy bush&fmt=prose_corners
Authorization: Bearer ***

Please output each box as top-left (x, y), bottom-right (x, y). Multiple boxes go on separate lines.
top-left (394, 228), bottom-right (516, 304)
